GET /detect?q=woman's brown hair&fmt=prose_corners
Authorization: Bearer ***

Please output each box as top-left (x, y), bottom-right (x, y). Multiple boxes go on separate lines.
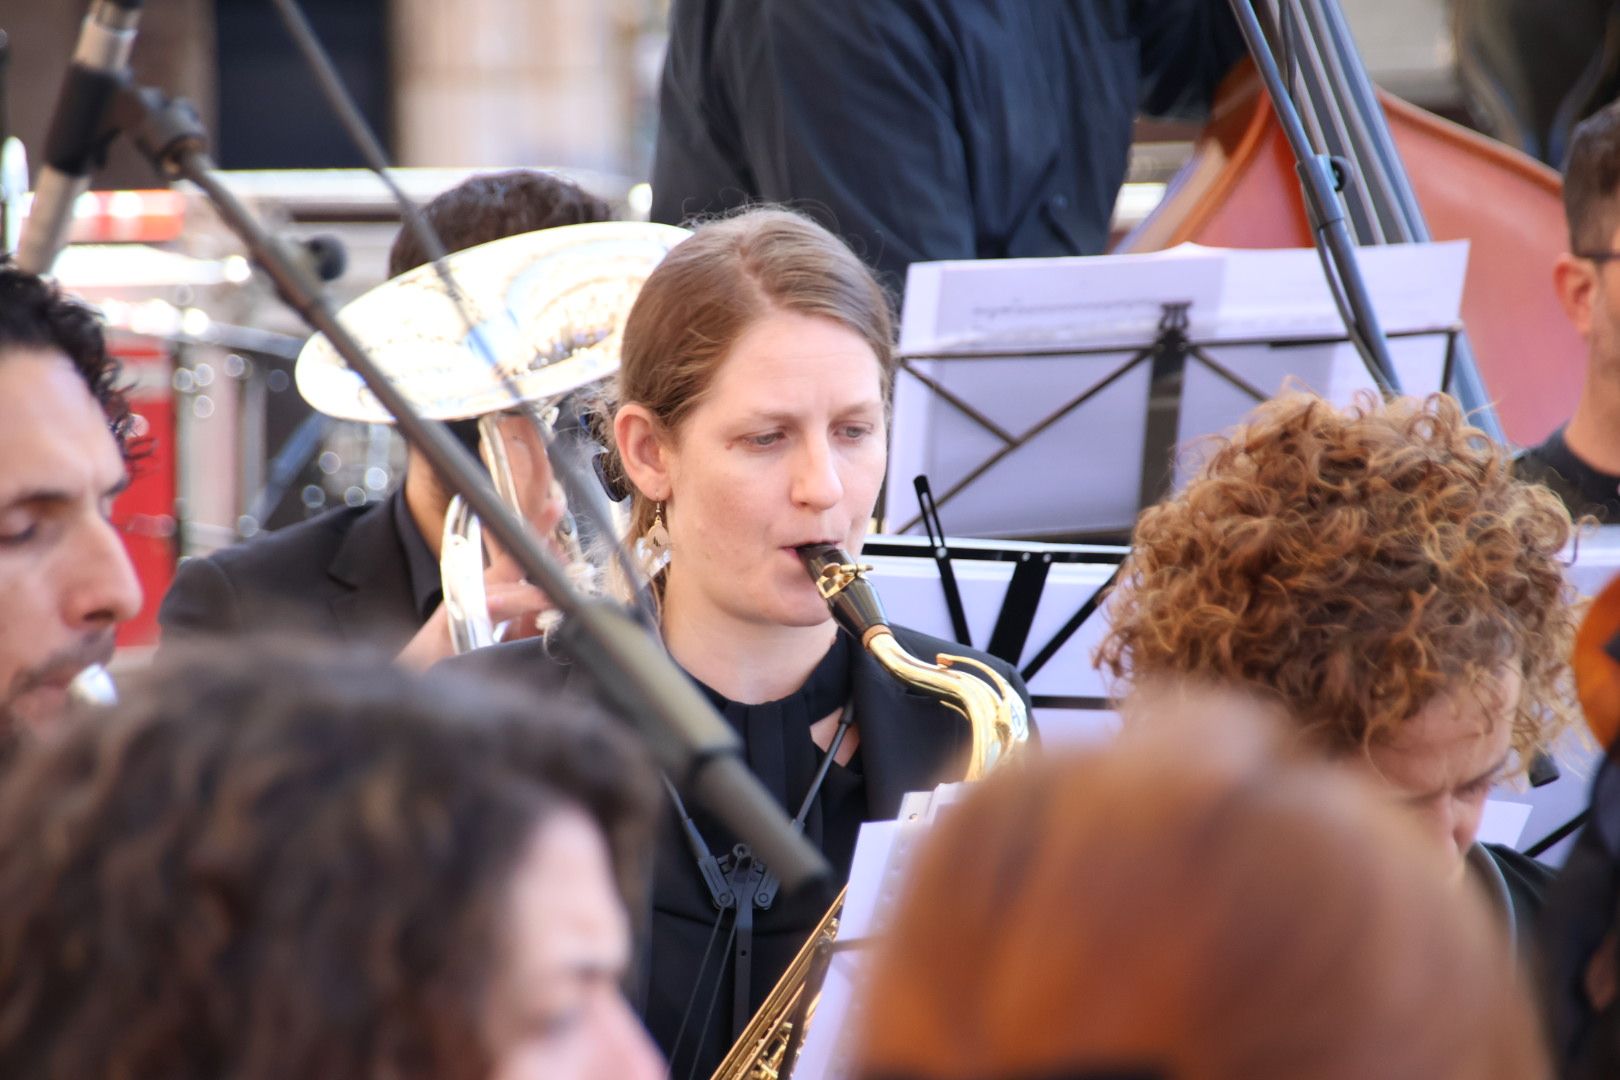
top-left (0, 643), bottom-right (656, 1080)
top-left (852, 730), bottom-right (1549, 1080)
top-left (606, 206), bottom-right (895, 542)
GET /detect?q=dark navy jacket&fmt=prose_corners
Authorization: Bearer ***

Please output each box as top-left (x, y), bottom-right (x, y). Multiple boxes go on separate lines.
top-left (651, 0), bottom-right (1246, 290)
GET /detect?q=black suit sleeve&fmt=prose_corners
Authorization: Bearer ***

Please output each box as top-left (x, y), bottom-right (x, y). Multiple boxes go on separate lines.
top-left (711, 0), bottom-right (975, 286)
top-left (1132, 0), bottom-right (1248, 119)
top-left (157, 555), bottom-right (244, 641)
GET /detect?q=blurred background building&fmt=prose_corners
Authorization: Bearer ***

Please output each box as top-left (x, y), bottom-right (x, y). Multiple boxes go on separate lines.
top-left (0, 0), bottom-right (662, 185)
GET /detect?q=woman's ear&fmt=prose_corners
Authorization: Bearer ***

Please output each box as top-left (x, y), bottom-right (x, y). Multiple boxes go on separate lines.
top-left (613, 403), bottom-right (673, 502)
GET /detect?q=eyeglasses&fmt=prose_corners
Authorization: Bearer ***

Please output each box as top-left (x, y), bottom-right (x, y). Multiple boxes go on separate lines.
top-left (1577, 251), bottom-right (1620, 263)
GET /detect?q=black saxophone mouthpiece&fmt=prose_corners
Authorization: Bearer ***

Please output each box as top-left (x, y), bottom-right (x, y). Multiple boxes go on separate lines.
top-left (796, 543), bottom-right (890, 637)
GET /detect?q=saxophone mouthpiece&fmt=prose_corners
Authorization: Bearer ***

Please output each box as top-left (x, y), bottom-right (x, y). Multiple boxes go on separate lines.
top-left (796, 544), bottom-right (890, 637)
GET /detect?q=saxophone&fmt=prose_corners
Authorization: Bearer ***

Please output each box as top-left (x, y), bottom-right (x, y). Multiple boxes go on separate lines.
top-left (710, 543), bottom-right (1030, 1080)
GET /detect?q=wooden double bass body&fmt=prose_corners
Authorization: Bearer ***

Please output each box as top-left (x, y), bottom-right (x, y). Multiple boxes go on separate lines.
top-left (1122, 63), bottom-right (1585, 448)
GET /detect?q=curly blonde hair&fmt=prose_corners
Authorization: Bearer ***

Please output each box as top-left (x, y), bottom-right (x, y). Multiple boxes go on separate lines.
top-left (1097, 391), bottom-right (1579, 768)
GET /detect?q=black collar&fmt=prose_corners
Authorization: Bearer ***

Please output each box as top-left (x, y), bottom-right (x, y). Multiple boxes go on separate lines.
top-left (448, 625), bottom-right (978, 818)
top-left (389, 485), bottom-right (444, 621)
top-left (323, 494), bottom-right (427, 649)
top-left (1520, 426), bottom-right (1620, 521)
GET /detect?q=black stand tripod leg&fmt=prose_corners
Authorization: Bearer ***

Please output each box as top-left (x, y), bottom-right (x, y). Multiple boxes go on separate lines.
top-left (1225, 0), bottom-right (1402, 398)
top-left (1138, 302), bottom-right (1193, 510)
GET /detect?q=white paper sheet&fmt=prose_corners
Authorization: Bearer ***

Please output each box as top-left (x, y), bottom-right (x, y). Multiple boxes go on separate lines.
top-left (892, 242), bottom-right (1470, 537)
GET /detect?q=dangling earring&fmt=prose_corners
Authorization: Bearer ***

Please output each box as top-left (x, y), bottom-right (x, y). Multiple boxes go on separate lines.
top-left (637, 501), bottom-right (671, 578)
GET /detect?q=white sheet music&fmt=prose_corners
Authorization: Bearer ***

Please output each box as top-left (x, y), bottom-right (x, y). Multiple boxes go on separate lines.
top-left (791, 784), bottom-right (966, 1080)
top-left (892, 242), bottom-right (1470, 537)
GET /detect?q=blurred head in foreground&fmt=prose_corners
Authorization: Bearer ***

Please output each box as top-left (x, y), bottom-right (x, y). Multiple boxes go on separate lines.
top-left (851, 714), bottom-right (1548, 1080)
top-left (1099, 390), bottom-right (1578, 861)
top-left (0, 645), bottom-right (663, 1080)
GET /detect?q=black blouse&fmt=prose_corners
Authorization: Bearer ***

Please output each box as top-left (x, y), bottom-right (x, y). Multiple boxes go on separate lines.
top-left (690, 630), bottom-right (868, 875)
top-left (650, 630), bottom-right (868, 1079)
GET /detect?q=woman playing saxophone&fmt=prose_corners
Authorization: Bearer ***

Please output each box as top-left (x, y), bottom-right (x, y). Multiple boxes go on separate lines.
top-left (449, 206), bottom-right (1032, 1078)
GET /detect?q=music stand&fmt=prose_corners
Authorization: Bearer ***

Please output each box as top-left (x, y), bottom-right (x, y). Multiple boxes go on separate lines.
top-left (861, 534), bottom-right (1128, 742)
top-left (889, 241), bottom-right (1469, 540)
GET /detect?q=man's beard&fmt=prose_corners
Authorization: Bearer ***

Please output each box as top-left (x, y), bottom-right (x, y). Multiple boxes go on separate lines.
top-left (0, 630), bottom-right (118, 732)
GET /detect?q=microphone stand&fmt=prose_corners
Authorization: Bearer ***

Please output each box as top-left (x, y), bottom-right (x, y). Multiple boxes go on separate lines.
top-left (0, 30), bottom-right (26, 256)
top-left (111, 83), bottom-right (831, 895)
top-left (1226, 0), bottom-right (1402, 397)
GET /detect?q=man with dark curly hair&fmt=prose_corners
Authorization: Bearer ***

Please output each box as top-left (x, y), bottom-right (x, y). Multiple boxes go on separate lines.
top-left (1099, 390), bottom-right (1580, 941)
top-left (0, 262), bottom-right (142, 732)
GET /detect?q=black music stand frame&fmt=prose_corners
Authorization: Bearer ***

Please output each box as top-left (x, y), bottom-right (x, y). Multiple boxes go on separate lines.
top-left (861, 536), bottom-right (1128, 713)
top-left (894, 306), bottom-right (1460, 538)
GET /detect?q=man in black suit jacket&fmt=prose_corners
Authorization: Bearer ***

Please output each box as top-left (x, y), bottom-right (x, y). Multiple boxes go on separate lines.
top-left (158, 171), bottom-right (613, 659)
top-left (158, 488), bottom-right (432, 655)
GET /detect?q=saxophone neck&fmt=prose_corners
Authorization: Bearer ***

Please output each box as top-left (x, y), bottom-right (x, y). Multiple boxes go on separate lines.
top-left (796, 543), bottom-right (1029, 780)
top-left (796, 543), bottom-right (889, 639)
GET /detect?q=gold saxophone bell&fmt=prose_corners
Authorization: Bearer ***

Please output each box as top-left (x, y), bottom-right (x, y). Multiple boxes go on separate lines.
top-left (711, 543), bottom-right (1029, 1080)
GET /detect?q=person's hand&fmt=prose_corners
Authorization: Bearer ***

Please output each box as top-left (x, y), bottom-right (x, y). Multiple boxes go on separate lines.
top-left (482, 547), bottom-right (555, 643)
top-left (397, 410), bottom-right (575, 671)
top-left (395, 557), bottom-right (553, 671)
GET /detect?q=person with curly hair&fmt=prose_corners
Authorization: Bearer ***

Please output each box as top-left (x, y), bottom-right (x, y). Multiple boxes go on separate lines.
top-left (1097, 389), bottom-right (1580, 942)
top-left (0, 644), bottom-right (665, 1080)
top-left (0, 261), bottom-right (143, 733)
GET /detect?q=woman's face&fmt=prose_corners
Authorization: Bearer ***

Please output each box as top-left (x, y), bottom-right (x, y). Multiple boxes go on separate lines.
top-left (484, 810), bottom-right (662, 1080)
top-left (655, 309), bottom-right (888, 630)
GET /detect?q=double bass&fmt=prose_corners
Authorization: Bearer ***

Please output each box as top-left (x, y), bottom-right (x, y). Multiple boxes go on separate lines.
top-left (1120, 0), bottom-right (1583, 448)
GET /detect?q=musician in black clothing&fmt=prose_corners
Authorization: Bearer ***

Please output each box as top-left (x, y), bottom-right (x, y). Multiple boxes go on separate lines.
top-left (446, 206), bottom-right (1031, 1079)
top-left (1518, 100), bottom-right (1620, 521)
top-left (651, 0), bottom-right (1246, 293)
top-left (157, 170), bottom-right (609, 662)
top-left (1100, 390), bottom-right (1580, 952)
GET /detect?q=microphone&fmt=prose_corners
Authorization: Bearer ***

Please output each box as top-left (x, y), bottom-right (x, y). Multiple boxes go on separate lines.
top-left (297, 233), bottom-right (347, 283)
top-left (16, 0), bottom-right (144, 274)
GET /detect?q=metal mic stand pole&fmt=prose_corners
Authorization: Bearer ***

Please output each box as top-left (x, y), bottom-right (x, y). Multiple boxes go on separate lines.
top-left (1226, 0), bottom-right (1402, 397)
top-left (113, 84), bottom-right (831, 894)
